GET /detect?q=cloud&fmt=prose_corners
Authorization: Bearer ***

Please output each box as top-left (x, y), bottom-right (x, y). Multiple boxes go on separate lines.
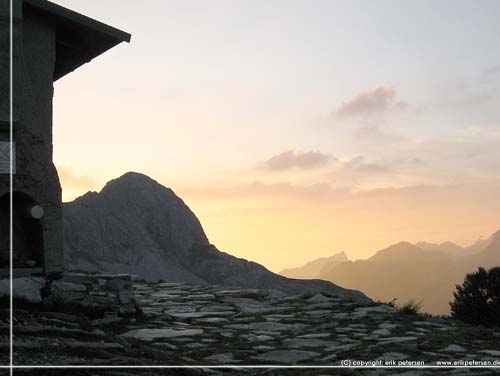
top-left (341, 156), bottom-right (389, 174)
top-left (481, 65), bottom-right (500, 81)
top-left (410, 157), bottom-right (426, 166)
top-left (355, 125), bottom-right (382, 138)
top-left (264, 150), bottom-right (334, 171)
top-left (394, 101), bottom-right (409, 110)
top-left (352, 183), bottom-right (466, 200)
top-left (182, 179), bottom-right (463, 203)
top-left (453, 91), bottom-right (496, 108)
top-left (57, 166), bottom-right (95, 191)
top-left (182, 181), bottom-right (336, 201)
top-left (336, 86), bottom-right (404, 117)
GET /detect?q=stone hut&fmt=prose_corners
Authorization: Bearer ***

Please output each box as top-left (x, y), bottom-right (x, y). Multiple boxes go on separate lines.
top-left (0, 0), bottom-right (130, 275)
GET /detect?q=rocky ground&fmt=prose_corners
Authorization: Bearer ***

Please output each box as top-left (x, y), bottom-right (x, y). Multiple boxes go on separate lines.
top-left (0, 281), bottom-right (499, 375)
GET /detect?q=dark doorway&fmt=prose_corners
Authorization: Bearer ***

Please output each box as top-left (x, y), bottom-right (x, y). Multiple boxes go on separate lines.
top-left (0, 193), bottom-right (44, 269)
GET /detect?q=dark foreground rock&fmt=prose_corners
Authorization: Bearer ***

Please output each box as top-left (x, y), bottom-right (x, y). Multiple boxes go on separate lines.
top-left (1, 282), bottom-right (499, 375)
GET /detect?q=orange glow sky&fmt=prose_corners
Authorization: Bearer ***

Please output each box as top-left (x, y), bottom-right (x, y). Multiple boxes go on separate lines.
top-left (52, 0), bottom-right (500, 272)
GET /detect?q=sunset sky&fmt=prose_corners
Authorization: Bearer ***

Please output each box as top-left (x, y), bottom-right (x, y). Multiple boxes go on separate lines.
top-left (51, 0), bottom-right (500, 272)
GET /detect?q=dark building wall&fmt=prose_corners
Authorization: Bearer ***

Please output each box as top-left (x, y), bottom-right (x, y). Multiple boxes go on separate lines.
top-left (0, 0), bottom-right (63, 272)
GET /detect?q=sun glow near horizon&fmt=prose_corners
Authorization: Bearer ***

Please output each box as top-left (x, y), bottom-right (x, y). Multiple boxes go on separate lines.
top-left (53, 0), bottom-right (500, 272)
top-left (58, 166), bottom-right (500, 272)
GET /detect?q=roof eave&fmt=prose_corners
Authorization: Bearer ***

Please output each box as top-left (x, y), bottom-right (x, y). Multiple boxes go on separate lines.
top-left (23, 0), bottom-right (131, 43)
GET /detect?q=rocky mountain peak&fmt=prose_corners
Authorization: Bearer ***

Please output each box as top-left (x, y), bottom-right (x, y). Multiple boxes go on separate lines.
top-left (102, 171), bottom-right (164, 191)
top-left (63, 172), bottom-right (209, 282)
top-left (369, 241), bottom-right (422, 262)
top-left (332, 251), bottom-right (349, 261)
top-left (63, 172), bottom-right (369, 302)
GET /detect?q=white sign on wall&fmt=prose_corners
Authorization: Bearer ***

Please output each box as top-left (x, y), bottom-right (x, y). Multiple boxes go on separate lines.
top-left (0, 142), bottom-right (16, 174)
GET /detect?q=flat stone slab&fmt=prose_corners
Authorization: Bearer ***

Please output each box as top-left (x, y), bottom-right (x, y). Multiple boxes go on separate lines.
top-left (0, 277), bottom-right (45, 303)
top-left (377, 352), bottom-right (410, 361)
top-left (120, 328), bottom-right (203, 341)
top-left (283, 338), bottom-right (338, 348)
top-left (193, 317), bottom-right (229, 324)
top-left (481, 350), bottom-right (500, 356)
top-left (204, 353), bottom-right (238, 364)
top-left (304, 309), bottom-right (332, 316)
top-left (150, 290), bottom-right (186, 297)
top-left (226, 322), bottom-right (309, 332)
top-left (166, 311), bottom-right (234, 319)
top-left (374, 337), bottom-right (418, 347)
top-left (186, 294), bottom-right (215, 300)
top-left (232, 303), bottom-right (291, 315)
top-left (306, 293), bottom-right (333, 303)
top-left (442, 344), bottom-right (466, 353)
top-left (215, 289), bottom-right (268, 299)
top-left (326, 343), bottom-right (359, 352)
top-left (255, 350), bottom-right (320, 364)
top-left (200, 305), bottom-right (236, 312)
top-left (331, 312), bottom-right (350, 319)
top-left (298, 333), bottom-right (332, 339)
top-left (353, 305), bottom-right (397, 317)
top-left (268, 289), bottom-right (288, 299)
top-left (66, 341), bottom-right (123, 349)
top-left (51, 281), bottom-right (88, 292)
top-left (372, 328), bottom-right (391, 336)
top-left (379, 323), bottom-right (399, 329)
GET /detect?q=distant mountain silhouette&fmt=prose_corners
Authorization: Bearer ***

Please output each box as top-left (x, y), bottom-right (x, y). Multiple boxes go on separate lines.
top-left (277, 232), bottom-right (500, 315)
top-left (416, 241), bottom-right (463, 255)
top-left (279, 251), bottom-right (348, 279)
top-left (63, 172), bottom-right (369, 302)
top-left (315, 232), bottom-right (500, 315)
top-left (465, 236), bottom-right (493, 254)
top-left (471, 230), bottom-right (500, 266)
top-left (368, 241), bottom-right (447, 263)
top-left (416, 238), bottom-right (490, 257)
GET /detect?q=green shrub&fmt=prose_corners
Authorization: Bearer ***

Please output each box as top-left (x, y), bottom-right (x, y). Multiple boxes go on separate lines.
top-left (398, 299), bottom-right (422, 315)
top-left (450, 266), bottom-right (500, 327)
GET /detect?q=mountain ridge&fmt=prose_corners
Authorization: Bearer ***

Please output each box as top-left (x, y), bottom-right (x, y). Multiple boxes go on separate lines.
top-left (277, 230), bottom-right (499, 314)
top-left (279, 251), bottom-right (349, 279)
top-left (315, 231), bottom-right (500, 314)
top-left (63, 172), bottom-right (369, 302)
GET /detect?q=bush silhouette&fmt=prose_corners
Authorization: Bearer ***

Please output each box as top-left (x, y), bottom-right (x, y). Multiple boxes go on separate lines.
top-left (450, 266), bottom-right (500, 327)
top-left (398, 299), bottom-right (422, 315)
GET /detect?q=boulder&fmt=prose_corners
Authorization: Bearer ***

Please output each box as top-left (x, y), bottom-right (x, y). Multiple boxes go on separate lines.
top-left (0, 277), bottom-right (45, 303)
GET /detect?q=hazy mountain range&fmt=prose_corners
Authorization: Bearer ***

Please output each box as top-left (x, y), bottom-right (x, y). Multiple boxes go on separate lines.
top-left (63, 172), bottom-right (369, 302)
top-left (279, 232), bottom-right (500, 315)
top-left (280, 251), bottom-right (348, 279)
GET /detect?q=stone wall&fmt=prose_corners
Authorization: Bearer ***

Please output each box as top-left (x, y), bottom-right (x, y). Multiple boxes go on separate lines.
top-left (0, 0), bottom-right (63, 272)
top-left (0, 272), bottom-right (138, 315)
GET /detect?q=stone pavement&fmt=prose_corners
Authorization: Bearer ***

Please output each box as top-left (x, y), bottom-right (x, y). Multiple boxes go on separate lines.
top-left (1, 281), bottom-right (499, 375)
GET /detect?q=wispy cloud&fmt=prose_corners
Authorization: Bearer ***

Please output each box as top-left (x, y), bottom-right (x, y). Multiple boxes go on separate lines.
top-left (341, 156), bottom-right (389, 174)
top-left (182, 179), bottom-right (464, 202)
top-left (181, 180), bottom-right (335, 201)
top-left (263, 150), bottom-right (334, 171)
top-left (481, 65), bottom-right (500, 81)
top-left (335, 86), bottom-right (407, 117)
